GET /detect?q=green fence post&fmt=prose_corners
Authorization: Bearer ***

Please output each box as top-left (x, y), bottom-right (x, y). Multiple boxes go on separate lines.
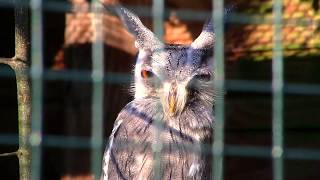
top-left (152, 0), bottom-right (164, 179)
top-left (90, 1), bottom-right (105, 179)
top-left (212, 0), bottom-right (225, 179)
top-left (272, 0), bottom-right (284, 180)
top-left (30, 0), bottom-right (44, 179)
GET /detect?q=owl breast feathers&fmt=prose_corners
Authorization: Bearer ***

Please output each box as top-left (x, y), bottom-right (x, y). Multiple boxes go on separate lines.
top-left (101, 5), bottom-right (217, 180)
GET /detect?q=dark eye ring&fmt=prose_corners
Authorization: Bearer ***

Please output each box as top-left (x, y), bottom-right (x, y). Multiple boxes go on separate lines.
top-left (194, 73), bottom-right (211, 81)
top-left (141, 69), bottom-right (154, 79)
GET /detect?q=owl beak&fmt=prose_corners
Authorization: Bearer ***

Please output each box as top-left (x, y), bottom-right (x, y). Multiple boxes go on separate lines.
top-left (164, 83), bottom-right (187, 117)
top-left (169, 96), bottom-right (176, 115)
top-left (168, 85), bottom-right (177, 116)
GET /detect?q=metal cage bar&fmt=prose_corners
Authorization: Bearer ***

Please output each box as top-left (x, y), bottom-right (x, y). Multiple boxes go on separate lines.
top-left (272, 0), bottom-right (284, 180)
top-left (90, 1), bottom-right (105, 179)
top-left (30, 0), bottom-right (44, 179)
top-left (212, 0), bottom-right (225, 179)
top-left (152, 0), bottom-right (164, 179)
top-left (1, 0), bottom-right (319, 179)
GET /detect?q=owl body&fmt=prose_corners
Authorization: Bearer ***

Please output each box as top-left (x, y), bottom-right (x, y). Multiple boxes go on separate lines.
top-left (102, 5), bottom-right (215, 180)
top-left (103, 97), bottom-right (213, 179)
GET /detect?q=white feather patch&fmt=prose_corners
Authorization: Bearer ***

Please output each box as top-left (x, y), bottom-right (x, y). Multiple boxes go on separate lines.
top-left (134, 50), bottom-right (150, 99)
top-left (188, 163), bottom-right (200, 177)
top-left (191, 31), bottom-right (215, 49)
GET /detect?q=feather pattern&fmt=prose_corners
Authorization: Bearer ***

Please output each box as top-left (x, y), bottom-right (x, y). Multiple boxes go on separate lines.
top-left (100, 4), bottom-right (226, 180)
top-left (102, 98), bottom-right (213, 179)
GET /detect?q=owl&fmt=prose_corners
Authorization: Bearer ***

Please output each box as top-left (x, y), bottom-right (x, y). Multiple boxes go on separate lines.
top-left (101, 5), bottom-right (215, 180)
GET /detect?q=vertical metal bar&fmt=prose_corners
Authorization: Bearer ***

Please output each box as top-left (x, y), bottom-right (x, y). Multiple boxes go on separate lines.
top-left (91, 1), bottom-right (104, 179)
top-left (272, 0), bottom-right (284, 180)
top-left (30, 0), bottom-right (43, 179)
top-left (212, 0), bottom-right (225, 179)
top-left (14, 0), bottom-right (32, 179)
top-left (152, 0), bottom-right (164, 179)
top-left (152, 0), bottom-right (164, 38)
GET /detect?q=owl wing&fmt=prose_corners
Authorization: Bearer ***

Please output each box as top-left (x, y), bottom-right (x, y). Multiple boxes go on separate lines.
top-left (101, 116), bottom-right (123, 180)
top-left (101, 101), bottom-right (155, 180)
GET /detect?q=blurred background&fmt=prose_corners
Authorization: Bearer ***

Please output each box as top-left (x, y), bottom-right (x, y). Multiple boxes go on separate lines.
top-left (0, 0), bottom-right (320, 179)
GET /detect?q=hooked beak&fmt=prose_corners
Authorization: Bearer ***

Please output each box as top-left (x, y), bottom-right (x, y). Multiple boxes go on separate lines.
top-left (163, 82), bottom-right (188, 117)
top-left (168, 84), bottom-right (177, 115)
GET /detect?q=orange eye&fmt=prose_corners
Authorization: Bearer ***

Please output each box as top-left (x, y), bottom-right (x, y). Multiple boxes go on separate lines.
top-left (141, 69), bottom-right (153, 79)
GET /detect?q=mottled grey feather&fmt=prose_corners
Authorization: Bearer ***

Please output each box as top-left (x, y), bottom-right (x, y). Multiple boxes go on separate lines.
top-left (102, 98), bottom-right (213, 179)
top-left (101, 5), bottom-right (217, 180)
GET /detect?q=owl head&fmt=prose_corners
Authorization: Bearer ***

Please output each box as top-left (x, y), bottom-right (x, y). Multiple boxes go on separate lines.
top-left (115, 6), bottom-right (215, 117)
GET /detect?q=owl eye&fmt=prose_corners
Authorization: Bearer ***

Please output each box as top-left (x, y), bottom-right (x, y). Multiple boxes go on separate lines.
top-left (141, 69), bottom-right (154, 79)
top-left (194, 73), bottom-right (211, 81)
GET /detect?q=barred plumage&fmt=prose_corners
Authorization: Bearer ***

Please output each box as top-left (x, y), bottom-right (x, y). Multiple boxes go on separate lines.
top-left (101, 5), bottom-right (215, 180)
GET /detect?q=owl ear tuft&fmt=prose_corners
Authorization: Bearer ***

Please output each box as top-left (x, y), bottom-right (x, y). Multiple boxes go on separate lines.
top-left (191, 6), bottom-right (234, 50)
top-left (191, 18), bottom-right (215, 50)
top-left (114, 5), bottom-right (163, 51)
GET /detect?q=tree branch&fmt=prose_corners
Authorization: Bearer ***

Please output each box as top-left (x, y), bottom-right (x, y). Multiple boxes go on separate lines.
top-left (0, 151), bottom-right (18, 157)
top-left (0, 58), bottom-right (12, 65)
top-left (14, 0), bottom-right (32, 179)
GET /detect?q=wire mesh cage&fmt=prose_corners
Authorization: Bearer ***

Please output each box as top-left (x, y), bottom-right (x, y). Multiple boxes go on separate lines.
top-left (0, 0), bottom-right (320, 179)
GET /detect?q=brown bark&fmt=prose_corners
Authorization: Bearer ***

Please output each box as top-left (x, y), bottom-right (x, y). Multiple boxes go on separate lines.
top-left (13, 0), bottom-right (32, 179)
top-left (0, 0), bottom-right (32, 179)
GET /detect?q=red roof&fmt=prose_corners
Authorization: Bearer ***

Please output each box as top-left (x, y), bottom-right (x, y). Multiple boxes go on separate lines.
top-left (54, 0), bottom-right (320, 69)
